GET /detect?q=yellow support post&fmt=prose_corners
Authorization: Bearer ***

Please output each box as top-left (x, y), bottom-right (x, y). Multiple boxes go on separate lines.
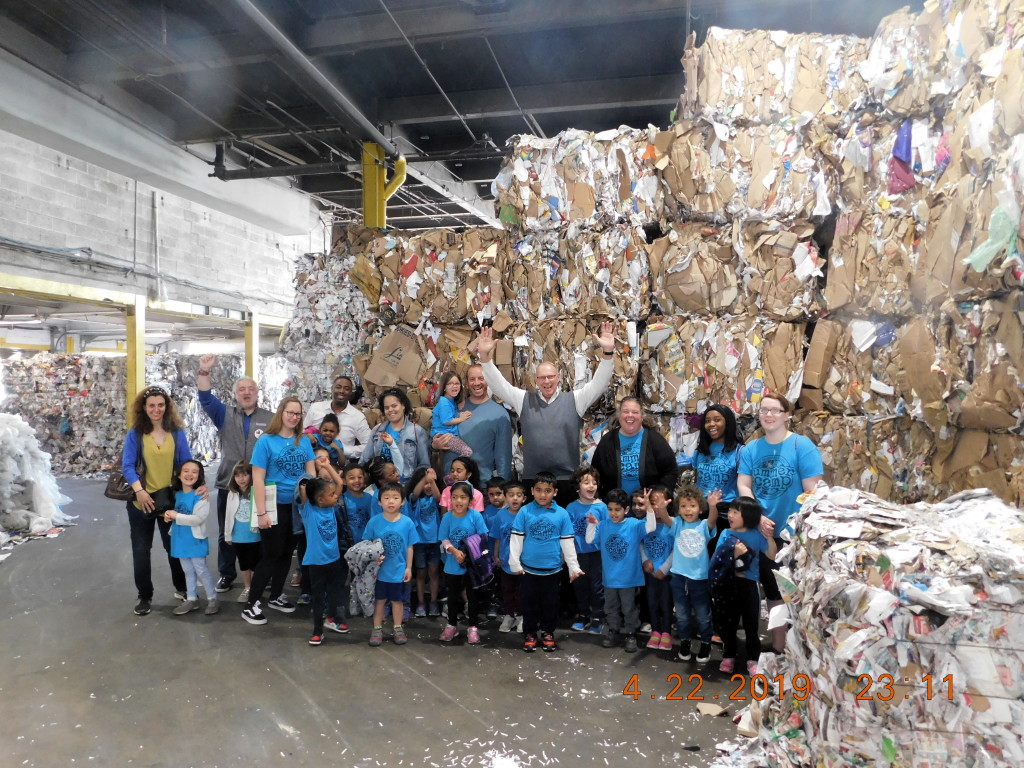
top-left (125, 295), bottom-right (146, 426)
top-left (362, 142), bottom-right (386, 228)
top-left (66, 335), bottom-right (74, 353)
top-left (244, 313), bottom-right (260, 379)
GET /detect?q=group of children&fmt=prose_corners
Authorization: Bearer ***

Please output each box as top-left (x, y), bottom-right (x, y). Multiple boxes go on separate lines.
top-left (161, 415), bottom-right (775, 673)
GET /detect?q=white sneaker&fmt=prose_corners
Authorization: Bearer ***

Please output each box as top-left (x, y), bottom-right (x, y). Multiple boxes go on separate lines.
top-left (639, 622), bottom-right (652, 634)
top-left (499, 614), bottom-right (515, 633)
top-left (515, 616), bottom-right (524, 633)
top-left (236, 588), bottom-right (250, 604)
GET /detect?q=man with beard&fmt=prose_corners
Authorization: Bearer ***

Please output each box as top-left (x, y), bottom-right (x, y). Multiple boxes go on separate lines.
top-left (432, 364), bottom-right (512, 482)
top-left (197, 354), bottom-right (274, 593)
top-left (303, 375), bottom-right (371, 462)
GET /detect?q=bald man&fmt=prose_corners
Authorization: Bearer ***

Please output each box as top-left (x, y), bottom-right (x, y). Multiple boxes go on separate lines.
top-left (475, 322), bottom-right (616, 507)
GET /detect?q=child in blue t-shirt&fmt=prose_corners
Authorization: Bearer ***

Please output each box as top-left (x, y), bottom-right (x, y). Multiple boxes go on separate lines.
top-left (715, 496), bottom-right (777, 676)
top-left (566, 465), bottom-right (607, 634)
top-left (405, 467), bottom-right (442, 618)
top-left (666, 484), bottom-right (720, 664)
top-left (297, 457), bottom-right (347, 645)
top-left (223, 461), bottom-right (260, 606)
top-left (641, 485), bottom-right (676, 651)
top-left (361, 482), bottom-right (419, 648)
top-left (306, 414), bottom-right (345, 468)
top-left (166, 460), bottom-right (217, 616)
top-left (585, 488), bottom-right (655, 653)
top-left (437, 481), bottom-right (489, 645)
top-left (508, 472), bottom-right (583, 653)
top-left (490, 480), bottom-right (525, 633)
top-left (482, 476), bottom-right (507, 619)
top-left (344, 465), bottom-right (373, 541)
top-left (431, 371), bottom-right (474, 457)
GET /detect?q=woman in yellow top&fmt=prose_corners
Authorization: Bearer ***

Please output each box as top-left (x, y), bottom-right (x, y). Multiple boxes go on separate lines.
top-left (121, 386), bottom-right (195, 616)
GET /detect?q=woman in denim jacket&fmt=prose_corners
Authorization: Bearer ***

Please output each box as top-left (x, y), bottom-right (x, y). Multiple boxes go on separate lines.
top-left (361, 387), bottom-right (430, 483)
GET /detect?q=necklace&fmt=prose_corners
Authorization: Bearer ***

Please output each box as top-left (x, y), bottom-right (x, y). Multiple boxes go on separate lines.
top-left (762, 434), bottom-right (788, 470)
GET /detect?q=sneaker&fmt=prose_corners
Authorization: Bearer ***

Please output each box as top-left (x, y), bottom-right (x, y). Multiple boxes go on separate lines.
top-left (467, 626), bottom-right (481, 645)
top-left (747, 660), bottom-right (759, 676)
top-left (236, 588), bottom-right (250, 604)
top-left (676, 643), bottom-right (693, 662)
top-left (296, 594), bottom-right (312, 606)
top-left (624, 634), bottom-right (638, 653)
top-left (515, 616), bottom-right (524, 633)
top-left (369, 627), bottom-right (383, 647)
top-left (173, 591), bottom-right (187, 601)
top-left (415, 604), bottom-right (427, 618)
top-left (323, 618), bottom-right (350, 633)
top-left (602, 632), bottom-right (618, 649)
top-left (711, 634), bottom-right (723, 647)
top-left (499, 614), bottom-right (516, 633)
top-left (523, 634), bottom-right (538, 653)
top-left (267, 596), bottom-right (296, 613)
top-left (487, 605), bottom-right (499, 619)
top-left (588, 619), bottom-right (603, 635)
top-left (393, 625), bottom-right (408, 645)
top-left (428, 601), bottom-right (441, 617)
top-left (241, 601), bottom-right (268, 625)
top-left (659, 634), bottom-right (673, 651)
top-left (174, 599), bottom-right (199, 616)
top-left (639, 622), bottom-right (652, 634)
top-left (439, 625), bottom-right (459, 642)
top-left (540, 633), bottom-right (557, 652)
top-left (290, 571), bottom-right (302, 587)
top-left (719, 657), bottom-right (735, 674)
top-left (309, 633), bottom-right (323, 646)
top-left (215, 577), bottom-right (233, 593)
top-left (646, 631), bottom-right (662, 650)
top-left (133, 599), bottom-right (151, 616)
top-left (571, 616), bottom-right (586, 632)
top-left (204, 599), bottom-right (220, 615)
top-left (696, 642), bottom-right (712, 663)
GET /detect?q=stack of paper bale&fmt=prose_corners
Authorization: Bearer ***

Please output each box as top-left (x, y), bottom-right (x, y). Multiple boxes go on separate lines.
top-left (0, 413), bottom-right (74, 536)
top-left (745, 485), bottom-right (1024, 768)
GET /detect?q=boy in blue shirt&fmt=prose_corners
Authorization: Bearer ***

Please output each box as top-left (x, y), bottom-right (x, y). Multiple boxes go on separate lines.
top-left (344, 465), bottom-right (373, 540)
top-left (483, 476), bottom-right (507, 619)
top-left (361, 482), bottom-right (419, 647)
top-left (586, 488), bottom-right (655, 653)
top-left (490, 480), bottom-right (525, 633)
top-left (508, 472), bottom-right (583, 653)
top-left (566, 465), bottom-right (607, 634)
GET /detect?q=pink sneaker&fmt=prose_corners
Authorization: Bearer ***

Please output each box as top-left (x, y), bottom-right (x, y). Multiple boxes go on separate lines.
top-left (466, 626), bottom-right (481, 645)
top-left (747, 660), bottom-right (759, 676)
top-left (439, 625), bottom-right (459, 642)
top-left (719, 657), bottom-right (735, 673)
top-left (659, 634), bottom-right (673, 651)
top-left (646, 631), bottom-right (662, 650)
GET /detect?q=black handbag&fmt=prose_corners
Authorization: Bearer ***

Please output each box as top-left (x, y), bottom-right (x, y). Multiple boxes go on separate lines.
top-left (149, 487), bottom-right (176, 516)
top-left (104, 454), bottom-right (144, 502)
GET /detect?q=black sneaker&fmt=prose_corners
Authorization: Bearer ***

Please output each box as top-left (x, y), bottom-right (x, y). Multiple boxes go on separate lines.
top-left (241, 601), bottom-right (268, 625)
top-left (216, 577), bottom-right (234, 593)
top-left (696, 642), bottom-right (712, 663)
top-left (267, 595), bottom-right (296, 613)
top-left (133, 599), bottom-right (151, 616)
top-left (624, 634), bottom-right (638, 653)
top-left (601, 632), bottom-right (618, 648)
top-left (676, 643), bottom-right (693, 662)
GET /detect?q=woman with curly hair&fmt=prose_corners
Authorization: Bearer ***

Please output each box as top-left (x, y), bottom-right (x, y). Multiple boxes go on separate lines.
top-left (361, 387), bottom-right (430, 483)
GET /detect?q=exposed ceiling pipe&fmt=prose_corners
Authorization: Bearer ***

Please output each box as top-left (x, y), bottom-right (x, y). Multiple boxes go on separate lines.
top-left (223, 0), bottom-right (400, 158)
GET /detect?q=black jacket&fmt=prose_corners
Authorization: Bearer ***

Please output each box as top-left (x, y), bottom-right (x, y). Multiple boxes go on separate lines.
top-left (591, 427), bottom-right (678, 496)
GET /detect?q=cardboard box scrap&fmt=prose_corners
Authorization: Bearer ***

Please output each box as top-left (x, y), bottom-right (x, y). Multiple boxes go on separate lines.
top-left (492, 127), bottom-right (665, 233)
top-left (638, 314), bottom-right (805, 415)
top-left (747, 485), bottom-right (1024, 768)
top-left (559, 222), bottom-right (651, 319)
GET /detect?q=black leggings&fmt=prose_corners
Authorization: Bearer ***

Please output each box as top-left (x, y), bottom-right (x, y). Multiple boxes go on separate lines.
top-left (719, 577), bottom-right (762, 661)
top-left (248, 503), bottom-right (295, 608)
top-left (444, 571), bottom-right (482, 628)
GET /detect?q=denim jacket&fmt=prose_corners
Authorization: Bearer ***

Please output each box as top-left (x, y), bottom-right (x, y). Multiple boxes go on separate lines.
top-left (360, 419), bottom-right (430, 481)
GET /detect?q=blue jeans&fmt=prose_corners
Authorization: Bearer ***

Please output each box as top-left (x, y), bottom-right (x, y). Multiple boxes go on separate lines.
top-left (126, 500), bottom-right (186, 600)
top-left (670, 574), bottom-right (713, 644)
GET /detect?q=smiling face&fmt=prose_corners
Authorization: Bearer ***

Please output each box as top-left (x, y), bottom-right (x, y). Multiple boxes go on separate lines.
top-left (382, 394), bottom-right (406, 426)
top-left (758, 396), bottom-right (790, 435)
top-left (677, 496), bottom-right (701, 522)
top-left (531, 481), bottom-right (556, 508)
top-left (280, 401), bottom-right (303, 435)
top-left (607, 502), bottom-right (627, 523)
top-left (331, 377), bottom-right (353, 407)
top-left (144, 395), bottom-right (166, 426)
top-left (618, 399), bottom-right (643, 437)
top-left (319, 422), bottom-right (339, 443)
top-left (381, 463), bottom-right (400, 484)
top-left (444, 376), bottom-right (462, 399)
top-left (577, 474), bottom-right (598, 502)
top-left (179, 462), bottom-right (200, 488)
top-left (234, 378), bottom-right (258, 411)
top-left (703, 409), bottom-right (727, 443)
top-left (449, 460), bottom-right (470, 482)
top-left (344, 467), bottom-right (365, 493)
top-left (535, 362), bottom-right (561, 399)
top-left (466, 366), bottom-right (488, 401)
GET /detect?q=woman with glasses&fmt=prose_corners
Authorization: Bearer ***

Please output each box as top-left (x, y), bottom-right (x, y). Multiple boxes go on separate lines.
top-left (242, 396), bottom-right (316, 626)
top-left (737, 394), bottom-right (823, 652)
top-left (122, 386), bottom-right (192, 616)
top-left (361, 388), bottom-right (430, 484)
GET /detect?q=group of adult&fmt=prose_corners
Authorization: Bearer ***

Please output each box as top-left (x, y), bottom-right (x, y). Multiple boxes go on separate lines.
top-left (122, 329), bottom-right (823, 643)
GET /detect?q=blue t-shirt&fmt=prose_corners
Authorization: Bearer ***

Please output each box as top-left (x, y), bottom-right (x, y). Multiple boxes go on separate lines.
top-left (250, 433), bottom-right (315, 498)
top-left (230, 493), bottom-right (260, 544)
top-left (378, 425), bottom-right (400, 462)
top-left (566, 500), bottom-right (608, 554)
top-left (361, 514), bottom-right (419, 583)
top-left (738, 434), bottom-right (823, 533)
top-left (642, 522), bottom-right (674, 573)
top-left (483, 503), bottom-right (504, 532)
top-left (488, 508), bottom-right (519, 575)
top-left (716, 529), bottom-right (768, 581)
top-left (170, 491), bottom-right (208, 559)
top-left (345, 492), bottom-right (373, 541)
top-left (437, 509), bottom-right (488, 575)
top-left (310, 434), bottom-right (342, 465)
top-left (594, 517), bottom-right (646, 589)
top-left (693, 443), bottom-right (743, 503)
top-left (669, 518), bottom-right (711, 579)
top-left (431, 396), bottom-right (461, 437)
top-left (619, 430), bottom-right (643, 495)
top-left (512, 501), bottom-right (573, 575)
top-left (411, 495), bottom-right (441, 544)
top-left (299, 500), bottom-right (339, 565)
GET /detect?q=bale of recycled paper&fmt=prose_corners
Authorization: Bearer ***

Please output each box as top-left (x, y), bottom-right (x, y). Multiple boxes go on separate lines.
top-left (734, 220), bottom-right (823, 321)
top-left (560, 223), bottom-right (651, 320)
top-left (0, 413), bottom-right (74, 534)
top-left (647, 221), bottom-right (738, 316)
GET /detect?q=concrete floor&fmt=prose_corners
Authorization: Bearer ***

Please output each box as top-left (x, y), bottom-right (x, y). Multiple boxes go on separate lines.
top-left (0, 476), bottom-right (748, 768)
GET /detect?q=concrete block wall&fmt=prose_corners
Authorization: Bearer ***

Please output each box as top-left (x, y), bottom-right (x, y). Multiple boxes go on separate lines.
top-left (0, 126), bottom-right (324, 318)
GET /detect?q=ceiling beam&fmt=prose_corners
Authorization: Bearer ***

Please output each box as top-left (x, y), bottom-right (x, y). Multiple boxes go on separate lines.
top-left (377, 74), bottom-right (680, 126)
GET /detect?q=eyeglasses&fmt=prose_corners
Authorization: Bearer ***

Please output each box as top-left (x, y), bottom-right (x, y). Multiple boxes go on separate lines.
top-left (283, 410), bottom-right (303, 417)
top-left (536, 374), bottom-right (559, 381)
top-left (759, 408), bottom-right (785, 416)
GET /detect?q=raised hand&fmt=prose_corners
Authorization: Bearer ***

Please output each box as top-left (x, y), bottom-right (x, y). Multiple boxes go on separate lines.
top-left (592, 321), bottom-right (616, 354)
top-left (198, 353), bottom-right (215, 372)
top-left (475, 326), bottom-right (497, 361)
